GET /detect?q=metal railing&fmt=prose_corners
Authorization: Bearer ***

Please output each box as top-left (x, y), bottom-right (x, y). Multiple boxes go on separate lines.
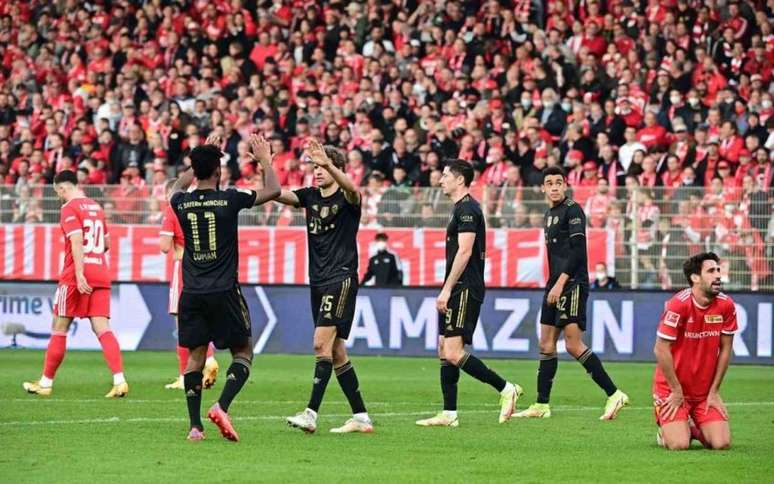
top-left (2, 183), bottom-right (772, 291)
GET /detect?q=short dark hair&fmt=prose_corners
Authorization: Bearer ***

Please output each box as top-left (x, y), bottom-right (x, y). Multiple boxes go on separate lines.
top-left (375, 232), bottom-right (388, 241)
top-left (190, 145), bottom-right (222, 180)
top-left (445, 158), bottom-right (474, 186)
top-left (683, 252), bottom-right (720, 286)
top-left (323, 146), bottom-right (346, 169)
top-left (542, 165), bottom-right (567, 182)
top-left (53, 169), bottom-right (78, 185)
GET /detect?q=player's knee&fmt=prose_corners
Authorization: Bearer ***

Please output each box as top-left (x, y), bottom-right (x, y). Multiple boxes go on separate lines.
top-left (565, 341), bottom-right (585, 358)
top-left (52, 317), bottom-right (70, 332)
top-left (538, 340), bottom-right (556, 355)
top-left (332, 346), bottom-right (348, 366)
top-left (312, 340), bottom-right (332, 358)
top-left (444, 349), bottom-right (465, 366)
top-left (708, 435), bottom-right (731, 450)
top-left (664, 436), bottom-right (691, 451)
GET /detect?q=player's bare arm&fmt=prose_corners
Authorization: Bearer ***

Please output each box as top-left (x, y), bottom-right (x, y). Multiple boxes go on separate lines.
top-left (168, 168), bottom-right (195, 200)
top-left (707, 334), bottom-right (733, 417)
top-left (653, 337), bottom-right (684, 421)
top-left (69, 232), bottom-right (93, 295)
top-left (274, 189), bottom-right (301, 206)
top-left (308, 139), bottom-right (361, 205)
top-left (437, 232), bottom-right (475, 314)
top-left (247, 134), bottom-right (281, 205)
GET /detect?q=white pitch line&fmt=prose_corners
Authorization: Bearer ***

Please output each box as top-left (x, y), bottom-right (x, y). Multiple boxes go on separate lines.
top-left (1, 402), bottom-right (773, 427)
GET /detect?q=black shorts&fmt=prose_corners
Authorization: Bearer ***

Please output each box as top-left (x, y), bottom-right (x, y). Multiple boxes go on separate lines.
top-left (178, 286), bottom-right (252, 350)
top-left (311, 275), bottom-right (358, 340)
top-left (541, 282), bottom-right (588, 331)
top-left (438, 288), bottom-right (481, 345)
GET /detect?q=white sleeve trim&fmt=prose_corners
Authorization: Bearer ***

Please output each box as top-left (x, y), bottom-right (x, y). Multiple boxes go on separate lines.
top-left (159, 231), bottom-right (174, 236)
top-left (569, 232), bottom-right (586, 237)
top-left (721, 330), bottom-right (736, 335)
top-left (656, 331), bottom-right (677, 341)
top-left (66, 229), bottom-right (83, 238)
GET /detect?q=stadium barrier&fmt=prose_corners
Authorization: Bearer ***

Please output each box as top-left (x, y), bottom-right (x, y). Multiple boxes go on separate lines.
top-left (1, 282), bottom-right (771, 365)
top-left (0, 224), bottom-right (613, 288)
top-left (3, 184), bottom-right (772, 291)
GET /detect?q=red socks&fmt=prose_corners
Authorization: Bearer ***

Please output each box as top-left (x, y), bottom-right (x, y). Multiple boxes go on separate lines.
top-left (177, 345), bottom-right (190, 374)
top-left (97, 330), bottom-right (124, 375)
top-left (43, 331), bottom-right (67, 379)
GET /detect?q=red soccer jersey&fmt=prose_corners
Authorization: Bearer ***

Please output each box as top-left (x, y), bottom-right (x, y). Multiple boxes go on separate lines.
top-left (59, 197), bottom-right (111, 288)
top-left (653, 288), bottom-right (738, 400)
top-left (160, 203), bottom-right (184, 248)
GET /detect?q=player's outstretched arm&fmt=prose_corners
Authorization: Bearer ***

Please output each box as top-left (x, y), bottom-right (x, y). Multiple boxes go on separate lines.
top-left (275, 189), bottom-right (301, 207)
top-left (248, 134), bottom-right (281, 205)
top-left (308, 139), bottom-right (361, 205)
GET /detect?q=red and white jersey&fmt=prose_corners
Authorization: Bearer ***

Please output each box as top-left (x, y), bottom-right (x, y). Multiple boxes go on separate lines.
top-left (653, 288), bottom-right (738, 400)
top-left (160, 203), bottom-right (185, 314)
top-left (59, 197), bottom-right (110, 288)
top-left (160, 203), bottom-right (184, 248)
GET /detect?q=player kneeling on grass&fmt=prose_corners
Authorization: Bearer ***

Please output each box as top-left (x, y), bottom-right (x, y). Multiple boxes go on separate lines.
top-left (416, 159), bottom-right (522, 428)
top-left (169, 135), bottom-right (280, 442)
top-left (275, 140), bottom-right (373, 434)
top-left (23, 170), bottom-right (127, 398)
top-left (653, 252), bottom-right (736, 451)
top-left (159, 177), bottom-right (218, 391)
top-left (516, 166), bottom-right (628, 420)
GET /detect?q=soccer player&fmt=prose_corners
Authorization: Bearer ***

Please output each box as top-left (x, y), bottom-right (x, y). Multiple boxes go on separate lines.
top-left (653, 252), bottom-right (736, 450)
top-left (416, 159), bottom-right (522, 427)
top-left (169, 135), bottom-right (280, 441)
top-left (276, 139), bottom-right (373, 434)
top-left (160, 178), bottom-right (219, 391)
top-left (23, 170), bottom-right (127, 398)
top-left (516, 166), bottom-right (628, 419)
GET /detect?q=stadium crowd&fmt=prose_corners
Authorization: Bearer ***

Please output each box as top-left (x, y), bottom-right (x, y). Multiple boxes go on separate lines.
top-left (0, 0), bottom-right (772, 288)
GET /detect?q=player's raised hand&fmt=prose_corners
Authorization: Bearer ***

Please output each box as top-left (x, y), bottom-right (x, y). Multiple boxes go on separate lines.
top-left (306, 139), bottom-right (331, 168)
top-left (204, 133), bottom-right (221, 146)
top-left (248, 134), bottom-right (272, 164)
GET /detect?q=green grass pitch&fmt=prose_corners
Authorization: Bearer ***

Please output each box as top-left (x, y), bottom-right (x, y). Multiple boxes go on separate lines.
top-left (1, 350), bottom-right (773, 483)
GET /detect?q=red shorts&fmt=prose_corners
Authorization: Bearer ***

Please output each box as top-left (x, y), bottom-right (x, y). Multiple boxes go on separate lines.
top-left (53, 284), bottom-right (111, 319)
top-left (168, 259), bottom-right (183, 315)
top-left (653, 392), bottom-right (728, 427)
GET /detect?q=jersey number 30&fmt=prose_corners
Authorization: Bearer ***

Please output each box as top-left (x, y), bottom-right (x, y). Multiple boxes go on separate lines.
top-left (83, 219), bottom-right (105, 254)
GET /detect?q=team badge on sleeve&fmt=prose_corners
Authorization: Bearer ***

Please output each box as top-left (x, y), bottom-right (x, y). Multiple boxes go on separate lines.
top-left (664, 311), bottom-right (680, 327)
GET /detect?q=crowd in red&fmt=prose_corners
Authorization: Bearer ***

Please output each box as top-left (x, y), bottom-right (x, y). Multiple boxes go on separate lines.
top-left (0, 0), bottom-right (771, 287)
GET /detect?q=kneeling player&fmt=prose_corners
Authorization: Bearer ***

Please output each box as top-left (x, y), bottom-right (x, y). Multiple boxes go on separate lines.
top-left (653, 252), bottom-right (735, 450)
top-left (23, 170), bottom-right (127, 398)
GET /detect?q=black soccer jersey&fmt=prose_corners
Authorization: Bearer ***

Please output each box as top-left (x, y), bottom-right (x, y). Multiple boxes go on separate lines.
top-left (294, 187), bottom-right (361, 286)
top-left (171, 187), bottom-right (256, 294)
top-left (544, 197), bottom-right (589, 286)
top-left (445, 194), bottom-right (486, 301)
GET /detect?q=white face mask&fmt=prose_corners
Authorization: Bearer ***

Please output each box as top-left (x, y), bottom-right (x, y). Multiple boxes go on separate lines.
top-left (670, 96), bottom-right (681, 105)
top-left (521, 99), bottom-right (532, 109)
top-left (688, 98), bottom-right (699, 106)
top-left (762, 100), bottom-right (773, 109)
top-left (596, 271), bottom-right (608, 280)
top-left (375, 241), bottom-right (387, 252)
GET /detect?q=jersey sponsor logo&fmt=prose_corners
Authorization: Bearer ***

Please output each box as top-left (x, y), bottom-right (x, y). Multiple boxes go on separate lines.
top-left (460, 214), bottom-right (474, 223)
top-left (685, 330), bottom-right (721, 339)
top-left (704, 315), bottom-right (724, 324)
top-left (569, 217), bottom-right (582, 225)
top-left (664, 311), bottom-right (680, 327)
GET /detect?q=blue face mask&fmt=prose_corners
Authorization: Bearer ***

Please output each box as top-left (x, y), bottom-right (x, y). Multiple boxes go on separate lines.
top-left (561, 101), bottom-right (572, 112)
